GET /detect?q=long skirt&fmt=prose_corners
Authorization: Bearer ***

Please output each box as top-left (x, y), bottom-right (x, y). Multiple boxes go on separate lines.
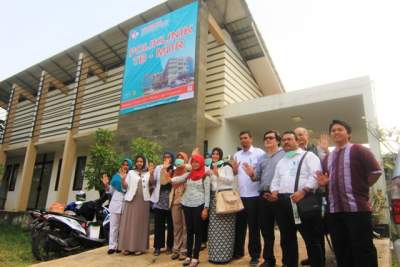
top-left (208, 191), bottom-right (236, 263)
top-left (118, 181), bottom-right (150, 252)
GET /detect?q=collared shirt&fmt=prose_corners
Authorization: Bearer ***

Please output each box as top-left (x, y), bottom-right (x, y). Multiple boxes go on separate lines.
top-left (270, 148), bottom-right (321, 193)
top-left (323, 143), bottom-right (382, 213)
top-left (255, 149), bottom-right (285, 191)
top-left (234, 146), bottom-right (265, 197)
top-left (209, 165), bottom-right (234, 192)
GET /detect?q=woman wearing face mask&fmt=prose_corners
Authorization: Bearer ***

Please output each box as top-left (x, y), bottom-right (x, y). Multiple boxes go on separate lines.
top-left (206, 147), bottom-right (236, 264)
top-left (118, 155), bottom-right (153, 255)
top-left (170, 152), bottom-right (189, 261)
top-left (105, 159), bottom-right (132, 254)
top-left (150, 152), bottom-right (175, 256)
top-left (169, 153), bottom-right (210, 267)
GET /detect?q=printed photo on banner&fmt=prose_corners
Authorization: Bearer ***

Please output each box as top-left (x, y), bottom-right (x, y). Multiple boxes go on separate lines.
top-left (120, 1), bottom-right (198, 114)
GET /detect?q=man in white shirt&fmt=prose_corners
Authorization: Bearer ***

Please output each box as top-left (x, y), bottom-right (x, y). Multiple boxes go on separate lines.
top-left (231, 131), bottom-right (265, 267)
top-left (270, 131), bottom-right (323, 267)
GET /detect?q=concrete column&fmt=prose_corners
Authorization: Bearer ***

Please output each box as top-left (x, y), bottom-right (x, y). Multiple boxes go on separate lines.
top-left (56, 130), bottom-right (77, 204)
top-left (15, 139), bottom-right (37, 211)
top-left (55, 53), bottom-right (87, 204)
top-left (193, 1), bottom-right (208, 150)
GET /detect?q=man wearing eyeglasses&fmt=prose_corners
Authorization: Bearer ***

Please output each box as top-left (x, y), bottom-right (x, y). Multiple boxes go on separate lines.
top-left (246, 130), bottom-right (285, 267)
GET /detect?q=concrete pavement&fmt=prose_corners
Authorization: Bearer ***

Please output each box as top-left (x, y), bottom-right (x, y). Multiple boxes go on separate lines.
top-left (30, 232), bottom-right (390, 267)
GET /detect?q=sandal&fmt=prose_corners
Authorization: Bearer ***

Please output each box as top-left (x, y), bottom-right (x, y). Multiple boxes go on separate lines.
top-left (179, 253), bottom-right (187, 261)
top-left (189, 259), bottom-right (200, 267)
top-left (171, 252), bottom-right (180, 260)
top-left (182, 257), bottom-right (191, 266)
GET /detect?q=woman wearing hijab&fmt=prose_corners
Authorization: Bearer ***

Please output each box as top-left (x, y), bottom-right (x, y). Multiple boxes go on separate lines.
top-left (106, 158), bottom-right (132, 254)
top-left (118, 155), bottom-right (153, 255)
top-left (150, 152), bottom-right (175, 256)
top-left (170, 153), bottom-right (210, 267)
top-left (206, 147), bottom-right (236, 264)
top-left (170, 152), bottom-right (189, 260)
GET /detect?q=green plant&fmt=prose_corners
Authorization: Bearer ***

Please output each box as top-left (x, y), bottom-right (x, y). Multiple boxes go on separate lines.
top-left (130, 137), bottom-right (163, 166)
top-left (85, 129), bottom-right (119, 191)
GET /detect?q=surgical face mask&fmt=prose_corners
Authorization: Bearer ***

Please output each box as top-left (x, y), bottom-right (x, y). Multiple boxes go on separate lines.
top-left (285, 150), bottom-right (297, 158)
top-left (216, 160), bottom-right (224, 167)
top-left (205, 158), bottom-right (212, 167)
top-left (175, 158), bottom-right (185, 167)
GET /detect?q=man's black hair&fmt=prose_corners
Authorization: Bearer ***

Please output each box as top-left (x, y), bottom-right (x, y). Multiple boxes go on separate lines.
top-left (281, 130), bottom-right (298, 141)
top-left (263, 130), bottom-right (281, 145)
top-left (329, 120), bottom-right (352, 134)
top-left (239, 131), bottom-right (252, 138)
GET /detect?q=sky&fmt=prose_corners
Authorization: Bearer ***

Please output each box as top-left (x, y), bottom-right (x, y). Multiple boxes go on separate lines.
top-left (0, 0), bottom-right (399, 129)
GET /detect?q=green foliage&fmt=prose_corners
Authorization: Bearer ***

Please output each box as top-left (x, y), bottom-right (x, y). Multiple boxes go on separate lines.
top-left (0, 223), bottom-right (37, 266)
top-left (130, 137), bottom-right (163, 166)
top-left (85, 129), bottom-right (119, 191)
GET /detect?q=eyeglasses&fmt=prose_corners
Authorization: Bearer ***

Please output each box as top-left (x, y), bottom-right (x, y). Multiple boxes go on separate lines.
top-left (264, 136), bottom-right (276, 140)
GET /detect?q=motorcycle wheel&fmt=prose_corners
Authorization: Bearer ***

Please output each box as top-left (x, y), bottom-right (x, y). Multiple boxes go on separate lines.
top-left (32, 231), bottom-right (62, 261)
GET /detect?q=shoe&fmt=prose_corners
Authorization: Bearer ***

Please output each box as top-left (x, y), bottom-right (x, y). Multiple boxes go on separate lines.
top-left (300, 258), bottom-right (310, 266)
top-left (154, 249), bottom-right (161, 256)
top-left (179, 253), bottom-right (187, 261)
top-left (200, 242), bottom-right (207, 251)
top-left (166, 248), bottom-right (173, 255)
top-left (134, 251), bottom-right (143, 256)
top-left (116, 250), bottom-right (121, 253)
top-left (171, 253), bottom-right (180, 260)
top-left (122, 250), bottom-right (130, 256)
top-left (182, 257), bottom-right (191, 266)
top-left (107, 249), bottom-right (115, 254)
top-left (259, 262), bottom-right (276, 267)
top-left (189, 259), bottom-right (200, 267)
top-left (250, 258), bottom-right (259, 267)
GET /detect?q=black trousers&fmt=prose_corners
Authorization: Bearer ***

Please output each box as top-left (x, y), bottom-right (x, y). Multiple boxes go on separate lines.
top-left (234, 196), bottom-right (261, 260)
top-left (153, 208), bottom-right (174, 250)
top-left (201, 216), bottom-right (209, 243)
top-left (258, 195), bottom-right (280, 265)
top-left (276, 195), bottom-right (323, 267)
top-left (183, 204), bottom-right (204, 259)
top-left (327, 212), bottom-right (378, 267)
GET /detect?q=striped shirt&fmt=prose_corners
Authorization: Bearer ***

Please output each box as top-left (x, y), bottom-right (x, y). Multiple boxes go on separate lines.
top-left (323, 143), bottom-right (382, 213)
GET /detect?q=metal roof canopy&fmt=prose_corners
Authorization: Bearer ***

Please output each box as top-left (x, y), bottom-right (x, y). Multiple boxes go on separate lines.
top-left (0, 0), bottom-right (283, 102)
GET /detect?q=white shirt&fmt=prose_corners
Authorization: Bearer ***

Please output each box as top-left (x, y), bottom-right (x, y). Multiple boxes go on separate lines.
top-left (234, 146), bottom-right (265, 197)
top-left (208, 165), bottom-right (235, 192)
top-left (270, 149), bottom-right (321, 194)
top-left (124, 170), bottom-right (151, 202)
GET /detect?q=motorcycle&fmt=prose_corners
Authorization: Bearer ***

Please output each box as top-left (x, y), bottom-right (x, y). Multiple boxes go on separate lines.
top-left (29, 192), bottom-right (110, 261)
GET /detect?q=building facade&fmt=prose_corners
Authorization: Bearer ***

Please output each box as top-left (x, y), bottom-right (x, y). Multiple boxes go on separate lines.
top-left (0, 0), bottom-right (389, 228)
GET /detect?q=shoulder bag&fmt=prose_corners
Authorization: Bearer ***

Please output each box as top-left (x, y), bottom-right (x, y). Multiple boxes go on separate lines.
top-left (216, 166), bottom-right (244, 214)
top-left (294, 152), bottom-right (322, 215)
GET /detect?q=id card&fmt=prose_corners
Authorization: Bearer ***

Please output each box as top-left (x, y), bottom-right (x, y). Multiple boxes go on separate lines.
top-left (291, 199), bottom-right (302, 225)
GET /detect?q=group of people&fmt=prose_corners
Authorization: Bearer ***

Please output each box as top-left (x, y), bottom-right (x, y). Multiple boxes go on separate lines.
top-left (101, 119), bottom-right (382, 267)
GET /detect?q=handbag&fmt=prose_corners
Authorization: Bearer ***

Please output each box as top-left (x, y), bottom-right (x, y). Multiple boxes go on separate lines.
top-left (294, 152), bottom-right (321, 215)
top-left (215, 166), bottom-right (244, 214)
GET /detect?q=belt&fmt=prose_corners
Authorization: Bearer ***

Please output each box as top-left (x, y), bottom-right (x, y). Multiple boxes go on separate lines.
top-left (278, 193), bottom-right (293, 199)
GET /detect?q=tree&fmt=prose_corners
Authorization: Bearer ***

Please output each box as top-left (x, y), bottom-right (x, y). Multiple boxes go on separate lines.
top-left (85, 129), bottom-right (119, 191)
top-left (130, 137), bottom-right (163, 166)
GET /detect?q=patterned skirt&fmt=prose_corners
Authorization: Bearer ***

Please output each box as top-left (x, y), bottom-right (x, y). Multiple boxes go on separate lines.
top-left (208, 191), bottom-right (236, 263)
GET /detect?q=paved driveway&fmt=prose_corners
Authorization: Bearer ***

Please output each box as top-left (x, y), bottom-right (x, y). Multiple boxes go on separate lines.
top-left (31, 232), bottom-right (390, 267)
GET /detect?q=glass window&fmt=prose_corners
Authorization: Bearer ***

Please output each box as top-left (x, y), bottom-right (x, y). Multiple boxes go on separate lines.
top-left (54, 159), bottom-right (63, 191)
top-left (72, 156), bottom-right (87, 191)
top-left (8, 164), bottom-right (19, 191)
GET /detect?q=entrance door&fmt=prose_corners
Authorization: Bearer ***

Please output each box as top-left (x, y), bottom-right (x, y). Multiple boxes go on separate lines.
top-left (28, 154), bottom-right (54, 210)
